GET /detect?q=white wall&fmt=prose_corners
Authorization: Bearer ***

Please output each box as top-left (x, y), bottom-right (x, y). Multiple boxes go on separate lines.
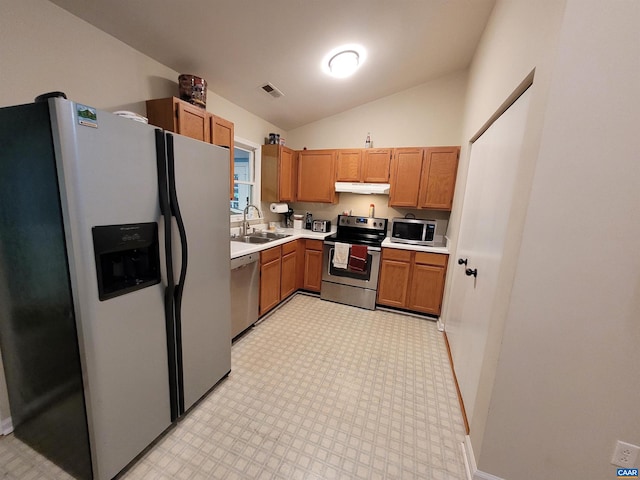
top-left (286, 69), bottom-right (467, 150)
top-left (477, 1), bottom-right (640, 479)
top-left (0, 0), bottom-right (283, 428)
top-left (0, 0), bottom-right (282, 143)
top-left (441, 0), bottom-right (567, 463)
top-left (277, 70), bottom-right (467, 225)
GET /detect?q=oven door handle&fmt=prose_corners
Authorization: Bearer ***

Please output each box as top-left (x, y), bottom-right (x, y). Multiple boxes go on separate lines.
top-left (323, 240), bottom-right (381, 252)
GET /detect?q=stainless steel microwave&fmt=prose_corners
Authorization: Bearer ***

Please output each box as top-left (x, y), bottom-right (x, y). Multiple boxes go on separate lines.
top-left (390, 218), bottom-right (437, 246)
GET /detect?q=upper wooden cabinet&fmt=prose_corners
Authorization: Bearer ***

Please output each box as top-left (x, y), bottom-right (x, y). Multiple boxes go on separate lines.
top-left (389, 146), bottom-right (459, 210)
top-left (418, 147), bottom-right (459, 210)
top-left (262, 144), bottom-right (297, 202)
top-left (146, 97), bottom-right (235, 199)
top-left (210, 115), bottom-right (235, 199)
top-left (362, 149), bottom-right (391, 182)
top-left (335, 150), bottom-right (362, 182)
top-left (146, 97), bottom-right (210, 143)
top-left (389, 148), bottom-right (424, 207)
top-left (335, 148), bottom-right (391, 183)
top-left (297, 149), bottom-right (337, 203)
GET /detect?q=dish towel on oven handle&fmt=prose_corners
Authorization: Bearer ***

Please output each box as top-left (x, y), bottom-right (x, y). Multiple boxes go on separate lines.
top-left (349, 245), bottom-right (368, 272)
top-left (333, 242), bottom-right (350, 269)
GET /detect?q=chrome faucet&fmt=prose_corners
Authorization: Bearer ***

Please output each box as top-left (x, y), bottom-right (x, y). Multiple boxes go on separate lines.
top-left (242, 204), bottom-right (261, 236)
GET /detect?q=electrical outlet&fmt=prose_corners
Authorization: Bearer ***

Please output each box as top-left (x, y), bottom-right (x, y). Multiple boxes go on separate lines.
top-left (611, 440), bottom-right (640, 467)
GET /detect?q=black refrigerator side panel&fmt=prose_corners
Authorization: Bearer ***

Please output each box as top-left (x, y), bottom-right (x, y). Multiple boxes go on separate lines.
top-left (0, 102), bottom-right (92, 479)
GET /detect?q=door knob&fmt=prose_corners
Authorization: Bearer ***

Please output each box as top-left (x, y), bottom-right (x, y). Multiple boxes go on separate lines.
top-left (465, 268), bottom-right (478, 278)
top-left (458, 258), bottom-right (468, 266)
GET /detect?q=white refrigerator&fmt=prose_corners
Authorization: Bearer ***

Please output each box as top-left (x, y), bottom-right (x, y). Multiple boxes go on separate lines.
top-left (0, 96), bottom-right (231, 479)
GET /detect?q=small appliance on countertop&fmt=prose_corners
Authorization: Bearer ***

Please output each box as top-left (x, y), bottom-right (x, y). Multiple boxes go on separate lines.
top-left (293, 214), bottom-right (304, 230)
top-left (312, 219), bottom-right (331, 233)
top-left (304, 212), bottom-right (313, 229)
top-left (390, 216), bottom-right (438, 246)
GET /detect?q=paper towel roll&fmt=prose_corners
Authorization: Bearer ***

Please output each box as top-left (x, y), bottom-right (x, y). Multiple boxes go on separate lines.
top-left (270, 202), bottom-right (289, 213)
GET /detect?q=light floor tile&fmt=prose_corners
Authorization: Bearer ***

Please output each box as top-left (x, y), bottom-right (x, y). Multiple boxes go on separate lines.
top-left (0, 294), bottom-right (467, 479)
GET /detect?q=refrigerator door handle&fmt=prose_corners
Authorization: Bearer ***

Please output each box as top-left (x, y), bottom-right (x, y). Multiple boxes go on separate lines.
top-left (155, 129), bottom-right (180, 421)
top-left (166, 132), bottom-right (188, 415)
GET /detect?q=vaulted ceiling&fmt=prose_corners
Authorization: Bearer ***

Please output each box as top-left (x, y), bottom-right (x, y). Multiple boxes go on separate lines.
top-left (49, 0), bottom-right (495, 130)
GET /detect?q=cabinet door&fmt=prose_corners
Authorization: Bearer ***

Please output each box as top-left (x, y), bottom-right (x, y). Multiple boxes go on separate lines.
top-left (419, 146), bottom-right (459, 210)
top-left (407, 263), bottom-right (446, 315)
top-left (176, 101), bottom-right (211, 143)
top-left (260, 248), bottom-right (281, 316)
top-left (376, 249), bottom-right (412, 308)
top-left (211, 115), bottom-right (235, 200)
top-left (362, 149), bottom-right (391, 183)
top-left (297, 150), bottom-right (336, 203)
top-left (303, 241), bottom-right (323, 292)
top-left (335, 150), bottom-right (362, 182)
top-left (280, 251), bottom-right (297, 300)
top-left (279, 147), bottom-right (296, 202)
top-left (389, 148), bottom-right (424, 207)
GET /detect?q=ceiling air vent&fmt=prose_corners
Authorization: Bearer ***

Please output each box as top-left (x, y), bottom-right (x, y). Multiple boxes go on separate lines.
top-left (260, 82), bottom-right (284, 99)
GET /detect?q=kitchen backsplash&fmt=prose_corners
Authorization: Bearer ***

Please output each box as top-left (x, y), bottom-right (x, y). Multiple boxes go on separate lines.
top-left (260, 193), bottom-right (450, 237)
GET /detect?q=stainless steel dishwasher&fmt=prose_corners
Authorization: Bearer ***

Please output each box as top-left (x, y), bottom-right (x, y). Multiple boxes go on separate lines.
top-left (230, 253), bottom-right (259, 339)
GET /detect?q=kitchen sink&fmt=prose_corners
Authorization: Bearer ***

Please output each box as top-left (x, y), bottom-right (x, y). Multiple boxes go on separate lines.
top-left (250, 231), bottom-right (291, 240)
top-left (231, 236), bottom-right (272, 244)
top-left (231, 232), bottom-right (291, 244)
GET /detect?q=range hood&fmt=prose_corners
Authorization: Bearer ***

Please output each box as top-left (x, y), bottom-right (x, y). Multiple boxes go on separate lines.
top-left (334, 182), bottom-right (391, 195)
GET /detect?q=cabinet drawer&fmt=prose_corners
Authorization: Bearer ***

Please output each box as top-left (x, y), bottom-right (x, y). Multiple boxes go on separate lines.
top-left (382, 248), bottom-right (412, 262)
top-left (414, 252), bottom-right (448, 267)
top-left (281, 240), bottom-right (297, 256)
top-left (305, 239), bottom-right (323, 251)
top-left (261, 246), bottom-right (281, 264)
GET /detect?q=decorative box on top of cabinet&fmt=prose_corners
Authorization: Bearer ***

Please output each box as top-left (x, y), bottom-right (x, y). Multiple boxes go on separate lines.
top-left (146, 96), bottom-right (235, 199)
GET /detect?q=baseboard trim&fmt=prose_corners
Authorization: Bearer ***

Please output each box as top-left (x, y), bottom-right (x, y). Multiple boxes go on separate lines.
top-left (463, 436), bottom-right (505, 480)
top-left (443, 332), bottom-right (470, 434)
top-left (1, 416), bottom-right (13, 435)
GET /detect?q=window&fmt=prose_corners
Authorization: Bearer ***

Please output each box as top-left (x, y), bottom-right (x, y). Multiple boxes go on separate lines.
top-left (230, 138), bottom-right (261, 220)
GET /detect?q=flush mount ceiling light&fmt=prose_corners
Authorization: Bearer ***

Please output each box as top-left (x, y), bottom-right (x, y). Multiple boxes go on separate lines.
top-left (322, 44), bottom-right (366, 78)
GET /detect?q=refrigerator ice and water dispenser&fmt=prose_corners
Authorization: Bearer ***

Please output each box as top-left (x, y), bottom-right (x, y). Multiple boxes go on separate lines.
top-left (92, 222), bottom-right (161, 301)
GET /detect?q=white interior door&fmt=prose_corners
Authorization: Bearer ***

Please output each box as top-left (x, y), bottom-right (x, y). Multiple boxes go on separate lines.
top-left (446, 87), bottom-right (532, 426)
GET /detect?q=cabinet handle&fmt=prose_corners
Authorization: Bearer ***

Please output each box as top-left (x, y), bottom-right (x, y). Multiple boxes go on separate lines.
top-left (457, 258), bottom-right (468, 266)
top-left (465, 268), bottom-right (478, 278)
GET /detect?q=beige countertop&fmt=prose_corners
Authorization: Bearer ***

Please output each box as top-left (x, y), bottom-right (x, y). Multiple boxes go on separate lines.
top-left (381, 238), bottom-right (450, 255)
top-left (230, 228), bottom-right (334, 259)
top-left (230, 229), bottom-right (449, 259)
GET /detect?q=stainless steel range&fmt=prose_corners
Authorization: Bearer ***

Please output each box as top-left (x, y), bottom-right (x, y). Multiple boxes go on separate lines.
top-left (321, 215), bottom-right (388, 310)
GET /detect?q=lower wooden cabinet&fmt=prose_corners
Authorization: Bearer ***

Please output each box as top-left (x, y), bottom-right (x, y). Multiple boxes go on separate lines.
top-left (377, 248), bottom-right (448, 316)
top-left (259, 246), bottom-right (282, 316)
top-left (303, 239), bottom-right (323, 292)
top-left (259, 240), bottom-right (300, 316)
top-left (280, 241), bottom-right (298, 299)
top-left (376, 249), bottom-right (412, 308)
